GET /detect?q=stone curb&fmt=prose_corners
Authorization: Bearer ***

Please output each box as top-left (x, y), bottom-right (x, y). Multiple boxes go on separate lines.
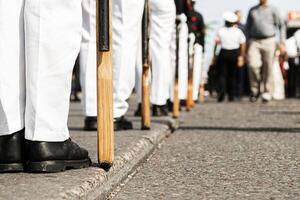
top-left (61, 117), bottom-right (178, 200)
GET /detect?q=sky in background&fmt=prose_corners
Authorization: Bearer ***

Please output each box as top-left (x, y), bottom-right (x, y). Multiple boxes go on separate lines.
top-left (196, 0), bottom-right (300, 24)
top-left (195, 0), bottom-right (300, 69)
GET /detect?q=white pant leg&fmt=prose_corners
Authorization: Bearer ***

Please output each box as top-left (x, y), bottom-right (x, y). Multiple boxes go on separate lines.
top-left (0, 0), bottom-right (25, 136)
top-left (193, 44), bottom-right (203, 100)
top-left (169, 25), bottom-right (177, 102)
top-left (112, 0), bottom-right (144, 118)
top-left (149, 0), bottom-right (176, 105)
top-left (135, 34), bottom-right (142, 104)
top-left (178, 21), bottom-right (189, 100)
top-left (24, 0), bottom-right (82, 141)
top-left (80, 0), bottom-right (97, 117)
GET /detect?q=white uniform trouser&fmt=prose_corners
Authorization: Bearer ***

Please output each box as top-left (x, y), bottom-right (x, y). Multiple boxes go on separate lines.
top-left (135, 35), bottom-right (143, 103)
top-left (113, 0), bottom-right (175, 117)
top-left (170, 15), bottom-right (189, 101)
top-left (193, 44), bottom-right (203, 100)
top-left (80, 0), bottom-right (97, 117)
top-left (113, 0), bottom-right (144, 118)
top-left (0, 0), bottom-right (82, 141)
top-left (149, 0), bottom-right (176, 105)
top-left (135, 1), bottom-right (175, 105)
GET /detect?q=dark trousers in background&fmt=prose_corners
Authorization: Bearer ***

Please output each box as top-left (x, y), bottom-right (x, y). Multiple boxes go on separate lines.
top-left (287, 57), bottom-right (300, 98)
top-left (217, 49), bottom-right (239, 101)
top-left (236, 67), bottom-right (245, 98)
top-left (236, 66), bottom-right (250, 98)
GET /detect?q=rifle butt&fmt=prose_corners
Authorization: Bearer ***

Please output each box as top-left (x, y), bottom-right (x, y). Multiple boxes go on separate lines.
top-left (186, 79), bottom-right (194, 111)
top-left (97, 52), bottom-right (114, 166)
top-left (172, 80), bottom-right (180, 118)
top-left (142, 65), bottom-right (151, 130)
top-left (199, 84), bottom-right (205, 103)
top-left (96, 0), bottom-right (114, 167)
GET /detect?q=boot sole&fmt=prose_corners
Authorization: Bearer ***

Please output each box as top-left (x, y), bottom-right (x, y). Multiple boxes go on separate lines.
top-left (0, 163), bottom-right (24, 173)
top-left (26, 159), bottom-right (91, 173)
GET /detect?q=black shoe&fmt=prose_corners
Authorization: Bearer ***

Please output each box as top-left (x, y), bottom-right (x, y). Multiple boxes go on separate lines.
top-left (134, 103), bottom-right (142, 117)
top-left (114, 116), bottom-right (133, 131)
top-left (167, 99), bottom-right (173, 112)
top-left (228, 96), bottom-right (235, 102)
top-left (262, 98), bottom-right (270, 103)
top-left (250, 95), bottom-right (259, 103)
top-left (0, 130), bottom-right (25, 173)
top-left (217, 94), bottom-right (225, 102)
top-left (84, 117), bottom-right (97, 131)
top-left (180, 100), bottom-right (186, 107)
top-left (152, 105), bottom-right (158, 116)
top-left (152, 104), bottom-right (169, 117)
top-left (25, 139), bottom-right (91, 173)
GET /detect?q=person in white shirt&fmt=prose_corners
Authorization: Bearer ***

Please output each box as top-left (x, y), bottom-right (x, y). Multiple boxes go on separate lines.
top-left (213, 12), bottom-right (246, 102)
top-left (295, 30), bottom-right (300, 52)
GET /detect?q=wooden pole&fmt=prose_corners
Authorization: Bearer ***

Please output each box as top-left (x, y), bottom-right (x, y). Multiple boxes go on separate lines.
top-left (96, 0), bottom-right (114, 169)
top-left (199, 84), bottom-right (205, 103)
top-left (172, 19), bottom-right (181, 119)
top-left (141, 0), bottom-right (151, 130)
top-left (186, 34), bottom-right (194, 111)
top-left (198, 54), bottom-right (205, 103)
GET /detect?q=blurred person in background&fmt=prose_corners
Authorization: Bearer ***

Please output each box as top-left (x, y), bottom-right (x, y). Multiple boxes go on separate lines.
top-left (285, 29), bottom-right (300, 97)
top-left (214, 12), bottom-right (246, 102)
top-left (245, 0), bottom-right (285, 103)
top-left (186, 0), bottom-right (206, 102)
top-left (235, 10), bottom-right (246, 34)
top-left (186, 0), bottom-right (205, 49)
top-left (234, 10), bottom-right (250, 100)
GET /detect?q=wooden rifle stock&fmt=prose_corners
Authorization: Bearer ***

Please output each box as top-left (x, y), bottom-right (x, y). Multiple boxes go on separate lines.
top-left (173, 19), bottom-right (181, 119)
top-left (199, 84), bottom-right (205, 103)
top-left (96, 0), bottom-right (114, 169)
top-left (141, 0), bottom-right (151, 130)
top-left (186, 34), bottom-right (194, 111)
top-left (199, 54), bottom-right (205, 103)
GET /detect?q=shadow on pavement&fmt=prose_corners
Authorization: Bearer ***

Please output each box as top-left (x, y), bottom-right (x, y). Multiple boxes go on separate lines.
top-left (260, 111), bottom-right (300, 115)
top-left (179, 126), bottom-right (300, 133)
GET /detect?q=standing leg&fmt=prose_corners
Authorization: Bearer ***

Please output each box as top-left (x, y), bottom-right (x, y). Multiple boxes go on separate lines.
top-left (178, 15), bottom-right (189, 101)
top-left (227, 51), bottom-right (238, 101)
top-left (112, 0), bottom-right (144, 122)
top-left (135, 34), bottom-right (143, 104)
top-left (193, 44), bottom-right (203, 101)
top-left (217, 53), bottom-right (227, 102)
top-left (24, 0), bottom-right (91, 173)
top-left (0, 0), bottom-right (25, 136)
top-left (247, 40), bottom-right (262, 101)
top-left (80, 0), bottom-right (98, 130)
top-left (149, 0), bottom-right (176, 106)
top-left (24, 0), bottom-right (82, 141)
top-left (134, 34), bottom-right (143, 117)
top-left (0, 0), bottom-right (25, 172)
top-left (261, 37), bottom-right (276, 101)
top-left (169, 24), bottom-right (177, 102)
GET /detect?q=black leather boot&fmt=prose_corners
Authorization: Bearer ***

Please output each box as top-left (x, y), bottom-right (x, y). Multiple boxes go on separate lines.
top-left (25, 139), bottom-right (91, 173)
top-left (152, 104), bottom-right (169, 117)
top-left (217, 93), bottom-right (225, 102)
top-left (134, 103), bottom-right (142, 117)
top-left (114, 116), bottom-right (133, 131)
top-left (0, 130), bottom-right (24, 172)
top-left (84, 116), bottom-right (97, 131)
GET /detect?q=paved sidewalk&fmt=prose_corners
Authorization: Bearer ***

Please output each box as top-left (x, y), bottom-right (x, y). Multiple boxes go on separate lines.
top-left (113, 99), bottom-right (300, 200)
top-left (0, 100), bottom-right (177, 200)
